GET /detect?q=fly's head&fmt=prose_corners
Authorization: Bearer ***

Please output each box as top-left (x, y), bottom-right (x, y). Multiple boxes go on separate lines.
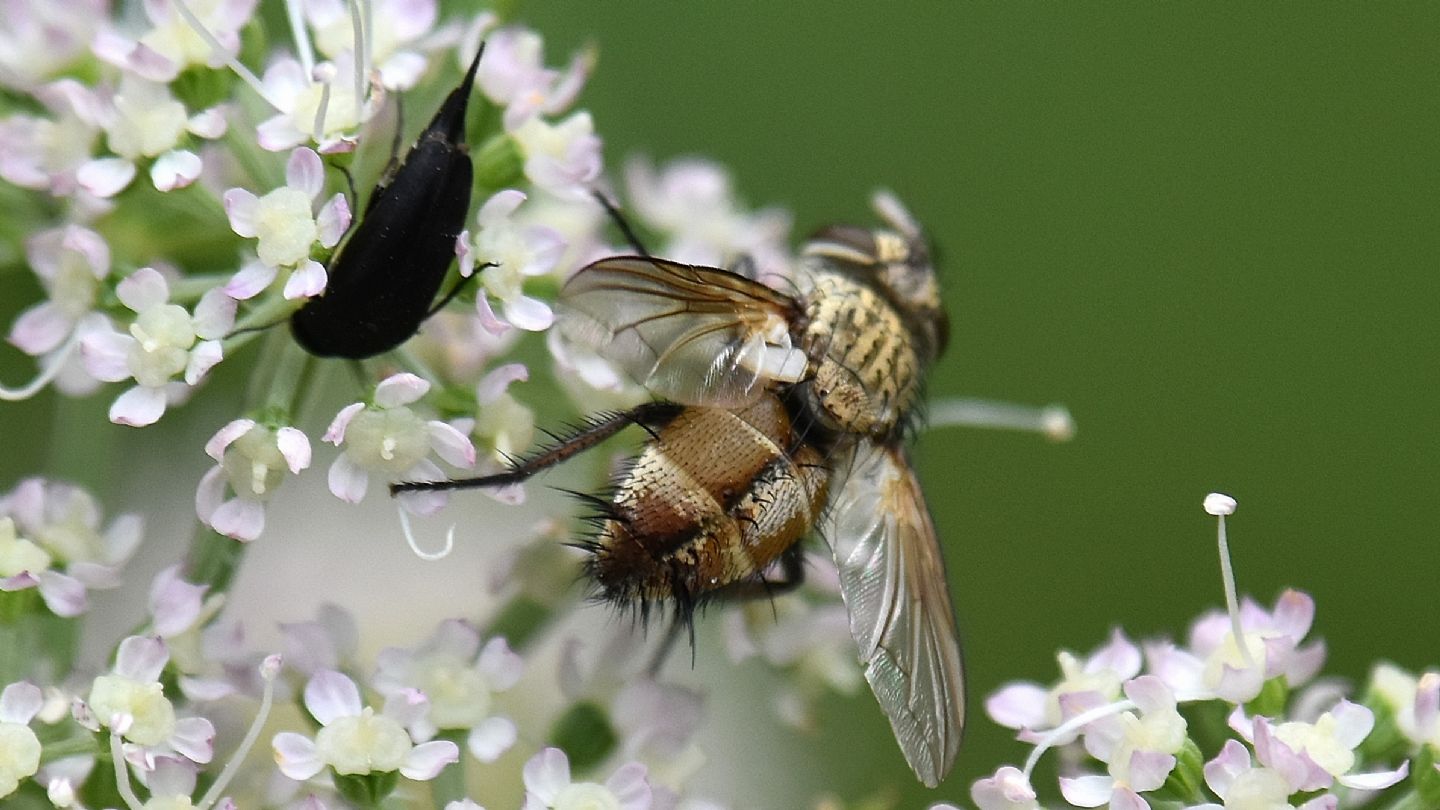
top-left (802, 191), bottom-right (949, 365)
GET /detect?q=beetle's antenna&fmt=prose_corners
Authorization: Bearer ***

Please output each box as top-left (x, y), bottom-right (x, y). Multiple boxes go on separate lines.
top-left (396, 505), bottom-right (455, 561)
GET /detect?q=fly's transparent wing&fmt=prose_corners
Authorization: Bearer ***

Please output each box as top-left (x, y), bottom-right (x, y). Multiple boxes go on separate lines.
top-left (824, 442), bottom-right (964, 787)
top-left (557, 257), bottom-right (809, 408)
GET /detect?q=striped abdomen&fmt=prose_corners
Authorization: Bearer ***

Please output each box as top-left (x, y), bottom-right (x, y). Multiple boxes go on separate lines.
top-left (589, 394), bottom-right (829, 605)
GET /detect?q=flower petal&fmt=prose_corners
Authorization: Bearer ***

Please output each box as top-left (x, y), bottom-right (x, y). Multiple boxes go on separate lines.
top-left (210, 497), bottom-right (265, 541)
top-left (427, 421), bottom-right (475, 468)
top-left (324, 402), bottom-right (364, 444)
top-left (150, 149), bottom-right (202, 191)
top-left (205, 419), bottom-right (256, 461)
top-left (605, 761), bottom-right (651, 810)
top-left (283, 259), bottom-right (328, 299)
top-left (0, 681), bottom-right (44, 724)
top-left (374, 373), bottom-right (430, 407)
top-left (224, 260), bottom-right (277, 300)
top-left (500, 294), bottom-right (554, 331)
top-left (276, 427), bottom-right (312, 473)
top-left (286, 147), bottom-right (325, 199)
top-left (400, 740), bottom-right (459, 780)
top-left (273, 731), bottom-right (324, 780)
top-left (35, 570), bottom-right (87, 616)
top-left (1058, 774), bottom-right (1112, 808)
top-left (984, 682), bottom-right (1048, 730)
top-left (170, 716), bottom-right (216, 764)
top-left (327, 456), bottom-right (369, 503)
top-left (304, 670), bottom-right (362, 725)
top-left (522, 747), bottom-right (571, 803)
top-left (115, 635), bottom-right (169, 681)
top-left (466, 715), bottom-right (516, 762)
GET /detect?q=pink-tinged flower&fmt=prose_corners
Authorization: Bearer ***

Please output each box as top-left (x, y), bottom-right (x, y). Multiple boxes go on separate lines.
top-left (0, 1), bottom-right (105, 91)
top-left (281, 603), bottom-right (360, 677)
top-left (1194, 740), bottom-right (1337, 810)
top-left (471, 363), bottom-right (536, 463)
top-left (74, 75), bottom-right (227, 197)
top-left (463, 189), bottom-right (565, 331)
top-left (1057, 677), bottom-right (1186, 808)
top-left (305, 0), bottom-right (437, 90)
top-left (477, 26), bottom-right (593, 130)
top-left (371, 620), bottom-right (523, 763)
top-left (79, 268), bottom-right (235, 427)
top-left (1152, 589), bottom-right (1325, 705)
top-left (971, 766), bottom-right (1041, 810)
top-left (511, 110), bottom-right (602, 201)
top-left (8, 225), bottom-right (110, 357)
top-left (196, 419), bottom-right (312, 541)
top-left (93, 0), bottom-right (258, 82)
top-left (255, 53), bottom-right (383, 153)
top-left (81, 636), bottom-right (216, 768)
top-left (223, 147), bottom-right (350, 299)
top-left (323, 373), bottom-right (475, 514)
top-left (1369, 663), bottom-right (1440, 748)
top-left (0, 681), bottom-right (44, 799)
top-left (522, 747), bottom-right (651, 810)
top-left (624, 156), bottom-right (792, 275)
top-left (134, 756), bottom-right (203, 808)
top-left (0, 478), bottom-right (143, 617)
top-left (986, 628), bottom-right (1141, 743)
top-left (0, 79), bottom-right (104, 198)
top-left (1229, 703), bottom-right (1409, 793)
top-left (272, 670), bottom-right (459, 782)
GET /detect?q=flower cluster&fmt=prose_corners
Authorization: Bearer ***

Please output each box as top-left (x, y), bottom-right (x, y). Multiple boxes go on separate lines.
top-left (963, 495), bottom-right (1428, 810)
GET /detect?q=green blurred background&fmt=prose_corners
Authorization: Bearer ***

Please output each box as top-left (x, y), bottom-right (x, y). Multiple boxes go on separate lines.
top-left (3, 2), bottom-right (1438, 806)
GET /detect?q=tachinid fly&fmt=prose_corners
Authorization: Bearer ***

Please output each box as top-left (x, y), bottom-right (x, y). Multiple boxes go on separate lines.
top-left (393, 191), bottom-right (963, 787)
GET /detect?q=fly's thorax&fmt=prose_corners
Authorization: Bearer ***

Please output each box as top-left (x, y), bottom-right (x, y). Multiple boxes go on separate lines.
top-left (799, 268), bottom-right (926, 438)
top-left (586, 396), bottom-right (828, 605)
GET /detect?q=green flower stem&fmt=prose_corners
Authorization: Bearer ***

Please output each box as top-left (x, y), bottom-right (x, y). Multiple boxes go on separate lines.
top-left (184, 526), bottom-right (247, 595)
top-left (39, 734), bottom-right (101, 764)
top-left (168, 275), bottom-right (235, 304)
top-left (1378, 790), bottom-right (1431, 810)
top-left (430, 730), bottom-right (469, 807)
top-left (262, 335), bottom-right (312, 414)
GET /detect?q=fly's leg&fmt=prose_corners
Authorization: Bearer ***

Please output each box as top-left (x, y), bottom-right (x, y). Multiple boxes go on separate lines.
top-left (389, 401), bottom-right (682, 495)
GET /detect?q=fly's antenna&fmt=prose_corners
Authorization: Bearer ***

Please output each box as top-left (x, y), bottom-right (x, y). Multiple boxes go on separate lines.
top-left (396, 504), bottom-right (455, 561)
top-left (872, 188), bottom-right (921, 238)
top-left (592, 190), bottom-right (653, 257)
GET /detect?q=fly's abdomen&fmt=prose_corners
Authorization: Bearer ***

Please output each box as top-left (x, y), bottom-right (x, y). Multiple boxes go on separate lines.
top-left (588, 396), bottom-right (827, 605)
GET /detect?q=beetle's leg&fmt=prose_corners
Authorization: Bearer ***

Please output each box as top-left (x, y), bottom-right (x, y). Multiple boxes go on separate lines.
top-left (426, 262), bottom-right (494, 318)
top-left (389, 401), bottom-right (683, 495)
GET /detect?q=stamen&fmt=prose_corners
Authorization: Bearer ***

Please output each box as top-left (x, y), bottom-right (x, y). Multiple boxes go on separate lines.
top-left (196, 655), bottom-right (282, 810)
top-left (1205, 492), bottom-right (1254, 668)
top-left (927, 397), bottom-right (1076, 442)
top-left (311, 62), bottom-right (336, 144)
top-left (1021, 698), bottom-right (1138, 781)
top-left (109, 729), bottom-right (144, 810)
top-left (346, 0), bottom-right (371, 120)
top-left (397, 505), bottom-right (455, 561)
top-left (171, 0), bottom-right (280, 111)
top-left (281, 0), bottom-right (316, 77)
top-left (0, 327), bottom-right (80, 401)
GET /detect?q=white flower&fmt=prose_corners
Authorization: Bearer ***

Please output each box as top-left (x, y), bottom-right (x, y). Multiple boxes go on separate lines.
top-left (986, 628), bottom-right (1141, 743)
top-left (1370, 663), bottom-right (1440, 748)
top-left (477, 26), bottom-right (592, 130)
top-left (522, 747), bottom-right (651, 810)
top-left (1195, 740), bottom-right (1337, 810)
top-left (272, 670), bottom-right (458, 781)
top-left (464, 189), bottom-right (565, 331)
top-left (195, 419), bottom-right (312, 541)
top-left (93, 0), bottom-right (257, 82)
top-left (0, 681), bottom-right (44, 799)
top-left (8, 225), bottom-right (110, 357)
top-left (1233, 702), bottom-right (1409, 793)
top-left (82, 636), bottom-right (215, 767)
top-left (75, 75), bottom-right (227, 197)
top-left (371, 619), bottom-right (523, 762)
top-left (280, 603), bottom-right (360, 677)
top-left (624, 156), bottom-right (792, 274)
top-left (511, 110), bottom-right (602, 200)
top-left (0, 0), bottom-right (105, 92)
top-left (305, 0), bottom-right (436, 90)
top-left (79, 268), bottom-right (235, 427)
top-left (471, 363), bottom-right (537, 464)
top-left (1058, 677), bottom-right (1187, 808)
top-left (0, 478), bottom-right (143, 616)
top-left (323, 373), bottom-right (476, 514)
top-left (0, 79), bottom-right (105, 199)
top-left (971, 766), bottom-right (1042, 810)
top-left (223, 147), bottom-right (350, 299)
top-left (255, 53), bottom-right (383, 153)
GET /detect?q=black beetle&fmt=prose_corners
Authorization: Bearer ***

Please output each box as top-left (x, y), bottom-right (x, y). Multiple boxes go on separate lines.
top-left (290, 46), bottom-right (484, 359)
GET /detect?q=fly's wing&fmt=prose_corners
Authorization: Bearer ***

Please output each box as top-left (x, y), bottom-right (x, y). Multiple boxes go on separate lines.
top-left (557, 257), bottom-right (809, 408)
top-left (824, 441), bottom-right (964, 787)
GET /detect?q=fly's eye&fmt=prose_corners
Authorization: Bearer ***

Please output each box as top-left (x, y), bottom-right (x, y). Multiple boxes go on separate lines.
top-left (804, 225), bottom-right (877, 266)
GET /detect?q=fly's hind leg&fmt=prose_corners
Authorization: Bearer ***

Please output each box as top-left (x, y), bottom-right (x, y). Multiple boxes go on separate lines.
top-left (646, 545), bottom-right (807, 677)
top-left (389, 401), bottom-right (683, 496)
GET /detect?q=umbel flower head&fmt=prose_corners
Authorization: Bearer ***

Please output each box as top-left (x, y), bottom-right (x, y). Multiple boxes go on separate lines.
top-left (966, 494), bottom-right (1413, 810)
